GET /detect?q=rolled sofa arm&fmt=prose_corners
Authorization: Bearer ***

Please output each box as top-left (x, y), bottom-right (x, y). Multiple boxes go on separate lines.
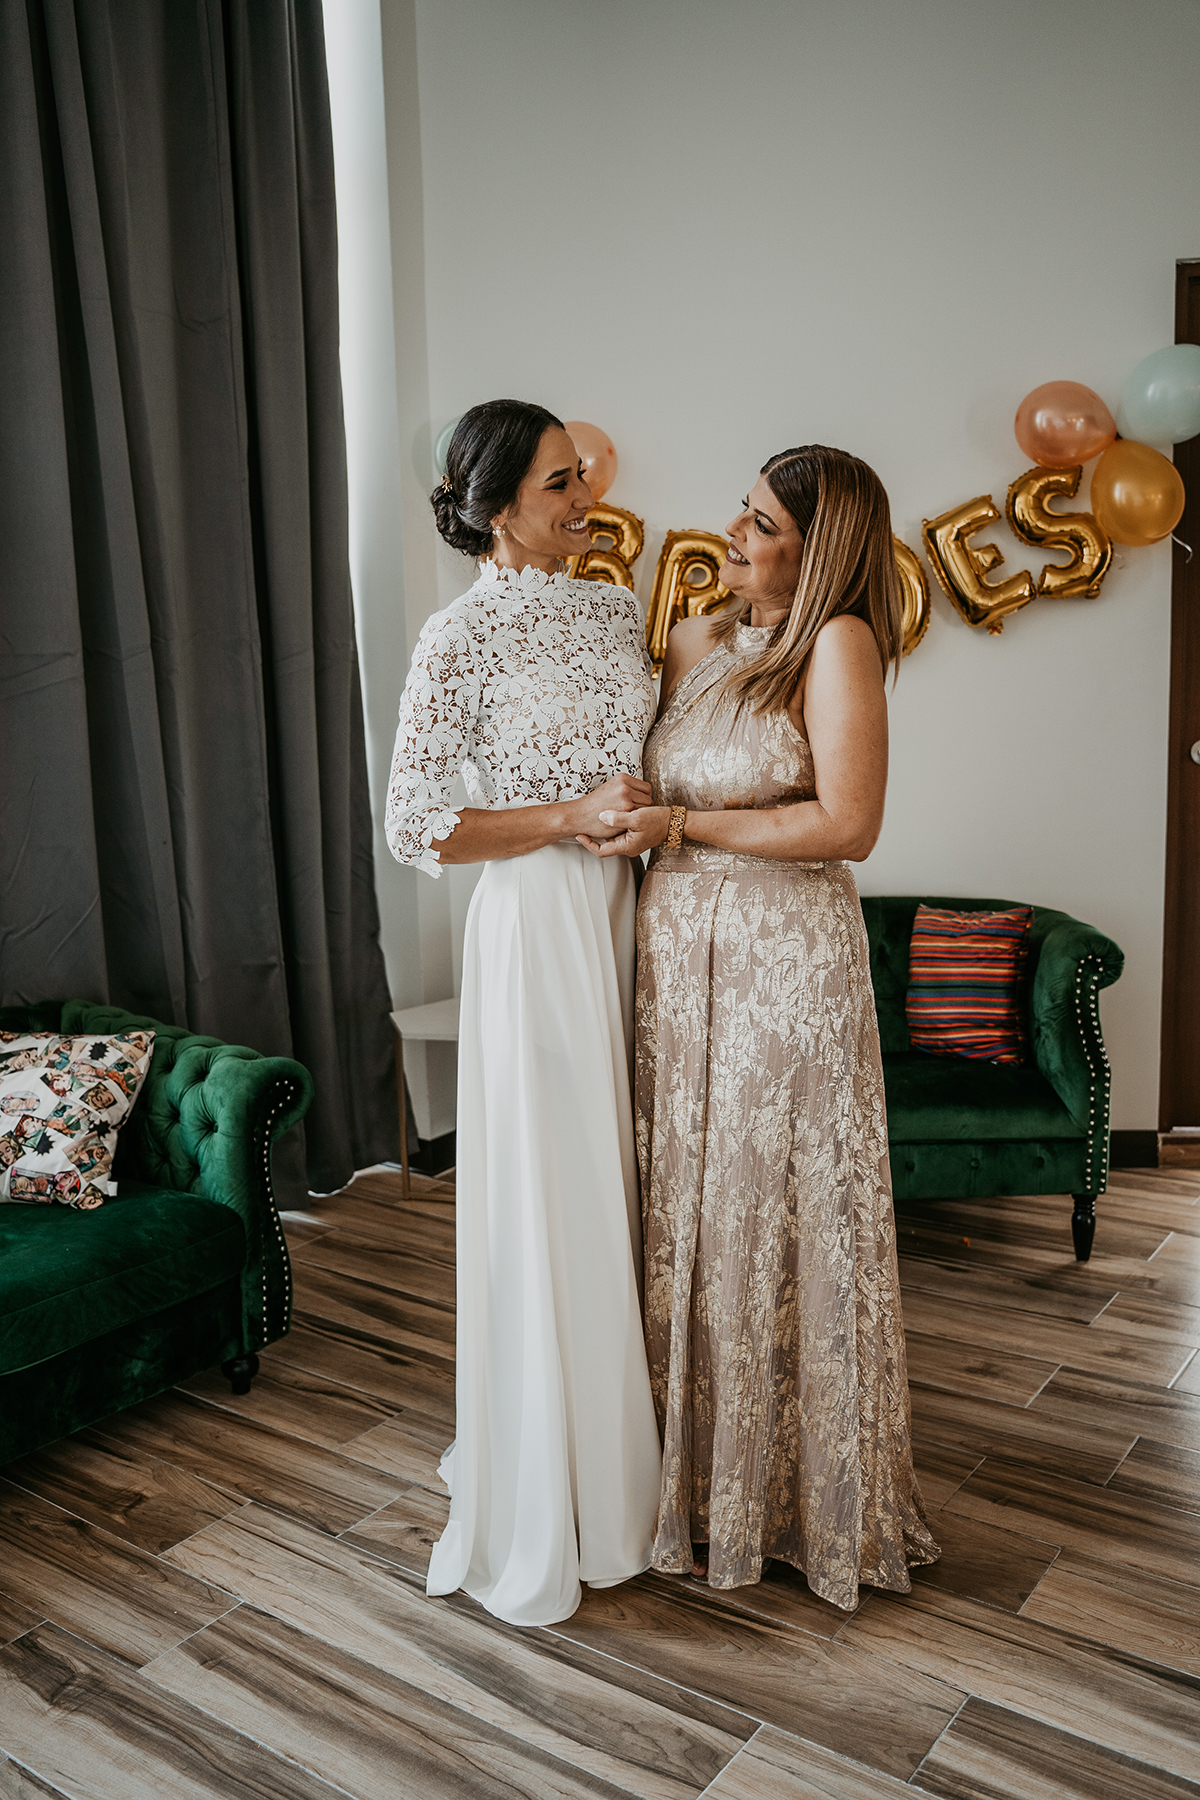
top-left (1027, 914), bottom-right (1124, 1194)
top-left (60, 1001), bottom-right (313, 1351)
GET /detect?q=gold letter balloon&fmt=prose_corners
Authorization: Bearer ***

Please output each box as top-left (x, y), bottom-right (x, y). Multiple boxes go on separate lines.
top-left (1005, 466), bottom-right (1111, 598)
top-left (893, 539), bottom-right (931, 655)
top-left (565, 504), bottom-right (644, 588)
top-left (645, 531), bottom-right (732, 673)
top-left (922, 495), bottom-right (1036, 634)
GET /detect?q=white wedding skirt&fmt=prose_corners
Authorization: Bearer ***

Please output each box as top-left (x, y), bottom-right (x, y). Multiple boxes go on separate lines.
top-left (426, 841), bottom-right (662, 1627)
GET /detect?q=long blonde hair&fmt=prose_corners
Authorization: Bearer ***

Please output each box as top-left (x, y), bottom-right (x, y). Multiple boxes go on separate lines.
top-left (712, 444), bottom-right (903, 713)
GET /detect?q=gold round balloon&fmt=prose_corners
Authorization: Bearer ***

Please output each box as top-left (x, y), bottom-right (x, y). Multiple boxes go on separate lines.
top-left (565, 503), bottom-right (645, 589)
top-left (645, 530), bottom-right (732, 673)
top-left (893, 539), bottom-right (931, 655)
top-left (1090, 439), bottom-right (1185, 547)
top-left (922, 495), bottom-right (1036, 634)
top-left (1005, 465), bottom-right (1111, 598)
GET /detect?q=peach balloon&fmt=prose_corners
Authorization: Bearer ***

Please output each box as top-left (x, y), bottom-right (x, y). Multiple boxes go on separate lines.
top-left (1090, 439), bottom-right (1185, 547)
top-left (565, 420), bottom-right (618, 501)
top-left (1014, 382), bottom-right (1116, 470)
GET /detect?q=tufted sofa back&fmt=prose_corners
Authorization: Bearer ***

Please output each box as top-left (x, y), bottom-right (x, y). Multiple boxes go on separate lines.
top-left (53, 1002), bottom-right (307, 1196)
top-left (0, 999), bottom-right (312, 1364)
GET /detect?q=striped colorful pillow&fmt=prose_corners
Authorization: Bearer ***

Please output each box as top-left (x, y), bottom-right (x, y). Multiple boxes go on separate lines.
top-left (906, 904), bottom-right (1033, 1064)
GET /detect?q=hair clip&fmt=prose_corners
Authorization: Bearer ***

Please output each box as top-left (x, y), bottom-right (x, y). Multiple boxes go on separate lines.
top-left (440, 474), bottom-right (454, 496)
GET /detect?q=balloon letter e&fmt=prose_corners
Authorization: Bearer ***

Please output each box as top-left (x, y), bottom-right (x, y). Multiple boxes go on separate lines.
top-left (922, 496), bottom-right (1036, 635)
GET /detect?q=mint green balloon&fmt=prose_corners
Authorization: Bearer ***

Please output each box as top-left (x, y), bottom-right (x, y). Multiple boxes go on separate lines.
top-left (435, 417), bottom-right (461, 476)
top-left (1117, 345), bottom-right (1200, 446)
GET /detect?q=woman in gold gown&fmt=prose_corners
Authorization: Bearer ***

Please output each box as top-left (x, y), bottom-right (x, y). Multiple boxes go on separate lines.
top-left (580, 444), bottom-right (939, 1611)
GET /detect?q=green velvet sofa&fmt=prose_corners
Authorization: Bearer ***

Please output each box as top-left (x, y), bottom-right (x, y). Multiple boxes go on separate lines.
top-left (0, 999), bottom-right (312, 1466)
top-left (860, 896), bottom-right (1124, 1261)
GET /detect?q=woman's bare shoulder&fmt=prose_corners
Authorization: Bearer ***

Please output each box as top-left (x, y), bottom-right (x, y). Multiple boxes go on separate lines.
top-left (668, 613), bottom-right (722, 648)
top-left (815, 612), bottom-right (877, 647)
top-left (661, 613), bottom-right (722, 695)
top-left (810, 612), bottom-right (883, 671)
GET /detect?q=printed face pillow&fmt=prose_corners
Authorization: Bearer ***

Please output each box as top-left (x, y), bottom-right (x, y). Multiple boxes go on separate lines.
top-left (0, 1032), bottom-right (155, 1210)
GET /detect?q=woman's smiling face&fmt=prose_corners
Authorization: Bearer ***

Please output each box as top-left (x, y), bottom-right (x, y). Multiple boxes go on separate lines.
top-left (721, 474), bottom-right (806, 607)
top-left (493, 426), bottom-right (594, 563)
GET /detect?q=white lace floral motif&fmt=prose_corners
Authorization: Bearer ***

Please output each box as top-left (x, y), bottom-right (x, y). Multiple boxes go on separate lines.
top-left (386, 562), bottom-right (655, 876)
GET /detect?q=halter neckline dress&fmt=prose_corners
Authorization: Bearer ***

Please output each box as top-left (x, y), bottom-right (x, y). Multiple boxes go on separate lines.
top-left (635, 624), bottom-right (939, 1610)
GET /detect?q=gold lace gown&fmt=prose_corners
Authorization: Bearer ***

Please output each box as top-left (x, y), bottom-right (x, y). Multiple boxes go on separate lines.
top-left (636, 625), bottom-right (939, 1610)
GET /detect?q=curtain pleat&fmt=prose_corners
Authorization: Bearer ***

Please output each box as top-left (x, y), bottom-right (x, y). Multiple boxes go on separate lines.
top-left (0, 0), bottom-right (400, 1194)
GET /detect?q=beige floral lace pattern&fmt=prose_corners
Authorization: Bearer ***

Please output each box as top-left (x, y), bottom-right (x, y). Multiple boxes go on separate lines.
top-left (636, 628), bottom-right (940, 1610)
top-left (386, 561), bottom-right (654, 876)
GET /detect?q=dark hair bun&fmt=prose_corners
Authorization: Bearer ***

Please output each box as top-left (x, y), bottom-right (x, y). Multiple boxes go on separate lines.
top-left (430, 483), bottom-right (492, 557)
top-left (430, 399), bottom-right (563, 558)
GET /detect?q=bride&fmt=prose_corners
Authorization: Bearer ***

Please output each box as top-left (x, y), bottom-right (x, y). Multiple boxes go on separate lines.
top-left (385, 399), bottom-right (661, 1627)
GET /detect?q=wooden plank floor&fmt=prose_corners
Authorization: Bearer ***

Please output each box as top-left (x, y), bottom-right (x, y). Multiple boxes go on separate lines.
top-left (3, 1166), bottom-right (1200, 1798)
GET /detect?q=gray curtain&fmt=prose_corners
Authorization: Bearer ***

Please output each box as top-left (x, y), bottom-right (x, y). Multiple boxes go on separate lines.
top-left (0, 0), bottom-right (400, 1194)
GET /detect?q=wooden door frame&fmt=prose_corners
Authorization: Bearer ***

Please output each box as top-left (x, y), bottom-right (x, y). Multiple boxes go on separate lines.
top-left (1158, 258), bottom-right (1200, 1147)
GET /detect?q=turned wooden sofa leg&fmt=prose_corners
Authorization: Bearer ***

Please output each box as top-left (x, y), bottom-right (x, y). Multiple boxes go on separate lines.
top-left (221, 1353), bottom-right (260, 1395)
top-left (1071, 1194), bottom-right (1096, 1263)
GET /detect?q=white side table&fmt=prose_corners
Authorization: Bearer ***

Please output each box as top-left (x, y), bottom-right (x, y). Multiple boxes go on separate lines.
top-left (390, 998), bottom-right (460, 1195)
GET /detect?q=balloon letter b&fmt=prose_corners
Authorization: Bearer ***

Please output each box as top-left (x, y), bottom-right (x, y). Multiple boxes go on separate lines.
top-left (922, 496), bottom-right (1036, 634)
top-left (564, 503), bottom-right (645, 589)
top-left (1005, 466), bottom-right (1112, 599)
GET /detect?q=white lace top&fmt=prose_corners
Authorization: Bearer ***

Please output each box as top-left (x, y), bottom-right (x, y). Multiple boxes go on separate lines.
top-left (386, 561), bottom-right (655, 876)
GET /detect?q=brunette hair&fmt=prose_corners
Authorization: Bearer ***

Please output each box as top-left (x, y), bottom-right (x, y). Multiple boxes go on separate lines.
top-left (430, 399), bottom-right (563, 557)
top-left (712, 444), bottom-right (903, 712)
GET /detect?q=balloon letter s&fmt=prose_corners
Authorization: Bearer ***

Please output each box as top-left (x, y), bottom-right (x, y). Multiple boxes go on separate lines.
top-left (1005, 466), bottom-right (1112, 599)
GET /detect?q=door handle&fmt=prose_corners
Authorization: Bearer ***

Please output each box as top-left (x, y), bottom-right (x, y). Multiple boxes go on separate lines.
top-left (1192, 742), bottom-right (1200, 765)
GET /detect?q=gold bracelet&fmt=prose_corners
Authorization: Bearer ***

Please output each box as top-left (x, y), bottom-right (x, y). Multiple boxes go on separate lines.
top-left (665, 805), bottom-right (687, 852)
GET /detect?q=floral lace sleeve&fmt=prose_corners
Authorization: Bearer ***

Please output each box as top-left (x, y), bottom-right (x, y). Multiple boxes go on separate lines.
top-left (620, 587), bottom-right (654, 680)
top-left (385, 606), bottom-right (481, 878)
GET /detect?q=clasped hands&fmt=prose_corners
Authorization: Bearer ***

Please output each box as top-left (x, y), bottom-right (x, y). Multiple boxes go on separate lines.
top-left (566, 773), bottom-right (671, 859)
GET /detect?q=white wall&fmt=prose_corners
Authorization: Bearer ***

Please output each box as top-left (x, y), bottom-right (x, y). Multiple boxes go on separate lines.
top-left (353, 0), bottom-right (1200, 1132)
